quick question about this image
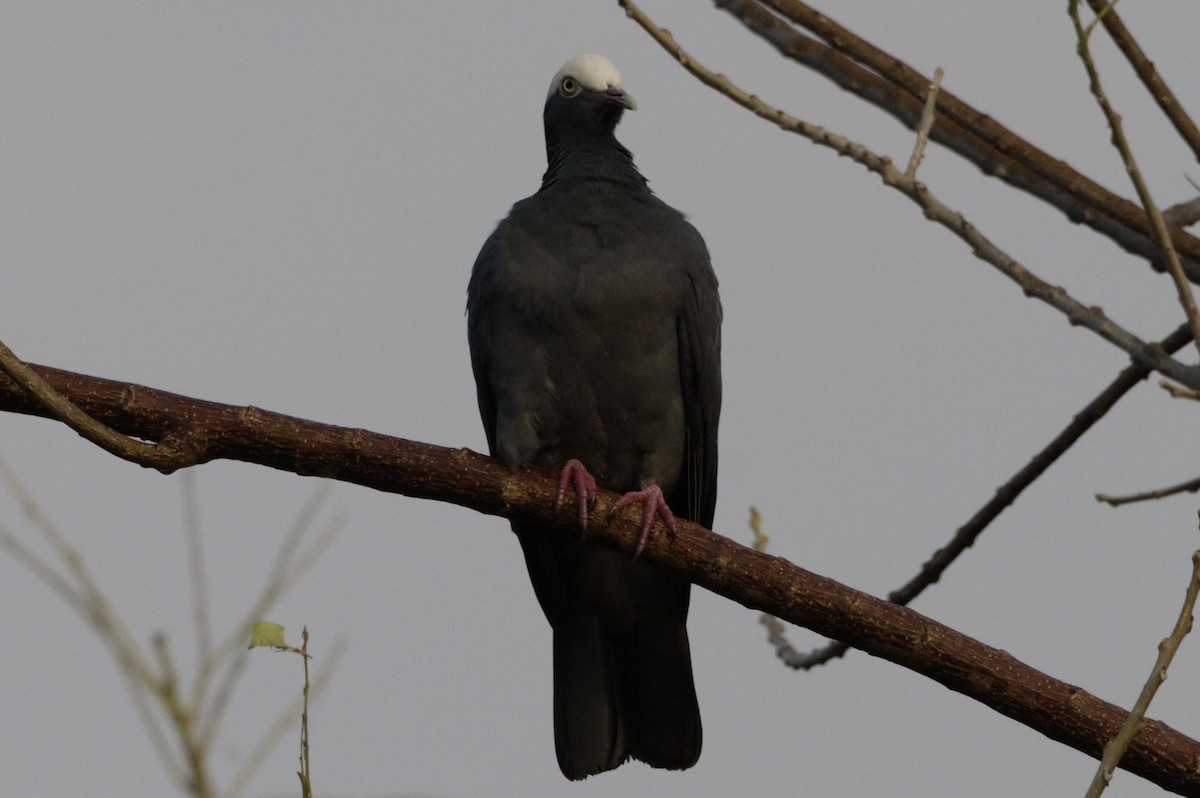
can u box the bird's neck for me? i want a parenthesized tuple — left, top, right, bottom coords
(540, 136, 649, 191)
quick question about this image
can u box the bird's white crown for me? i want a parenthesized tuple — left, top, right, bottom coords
(547, 54, 624, 99)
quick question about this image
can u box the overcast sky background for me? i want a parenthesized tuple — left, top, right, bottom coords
(3, 3, 1200, 796)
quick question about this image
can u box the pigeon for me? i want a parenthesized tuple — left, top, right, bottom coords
(467, 54, 721, 780)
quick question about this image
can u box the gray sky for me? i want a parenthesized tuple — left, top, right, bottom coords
(3, 3, 1200, 796)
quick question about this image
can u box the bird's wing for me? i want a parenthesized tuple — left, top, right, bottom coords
(466, 228, 502, 457)
(673, 223, 722, 531)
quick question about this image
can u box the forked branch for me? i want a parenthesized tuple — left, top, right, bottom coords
(3, 363, 1200, 794)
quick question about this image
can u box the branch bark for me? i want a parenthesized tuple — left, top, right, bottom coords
(1070, 1, 1200, 358)
(711, 0, 1200, 278)
(1082, 0, 1200, 164)
(791, 322, 1194, 668)
(3, 364, 1200, 795)
(621, 0, 1200, 387)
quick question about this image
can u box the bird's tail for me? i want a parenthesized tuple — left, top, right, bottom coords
(620, 587, 702, 770)
(552, 588, 701, 779)
(553, 609, 628, 779)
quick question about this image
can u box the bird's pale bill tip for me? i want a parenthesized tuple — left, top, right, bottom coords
(607, 88, 637, 112)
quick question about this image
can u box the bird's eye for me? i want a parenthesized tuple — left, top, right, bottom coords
(560, 76, 580, 97)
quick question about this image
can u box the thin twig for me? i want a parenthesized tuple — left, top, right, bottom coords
(619, 0, 1200, 388)
(153, 633, 214, 797)
(182, 472, 214, 672)
(1, 449, 343, 797)
(1071, 1, 1200, 360)
(1160, 380, 1200, 401)
(749, 508, 807, 665)
(904, 67, 943, 179)
(199, 490, 343, 750)
(0, 338, 199, 472)
(728, 0, 1200, 278)
(298, 627, 312, 798)
(1097, 475, 1200, 508)
(0, 453, 191, 784)
(797, 323, 1192, 667)
(1085, 546, 1200, 796)
(1164, 197, 1200, 229)
(225, 638, 346, 798)
(752, 506, 832, 667)
(1082, 0, 1200, 163)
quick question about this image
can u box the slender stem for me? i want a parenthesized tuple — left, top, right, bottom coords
(1070, 1, 1200, 359)
(1085, 548, 1200, 796)
(1082, 0, 1200, 162)
(778, 323, 1191, 668)
(182, 471, 214, 703)
(1097, 474, 1200, 507)
(619, 0, 1200, 386)
(904, 67, 943, 179)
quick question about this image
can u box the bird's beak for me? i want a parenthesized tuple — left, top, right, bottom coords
(602, 87, 637, 112)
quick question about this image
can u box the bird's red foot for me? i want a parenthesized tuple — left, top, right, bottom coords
(609, 479, 677, 558)
(555, 458, 598, 530)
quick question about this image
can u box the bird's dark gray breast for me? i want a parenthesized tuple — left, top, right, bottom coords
(478, 179, 696, 495)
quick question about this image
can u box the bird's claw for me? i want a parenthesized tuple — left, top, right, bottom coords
(609, 479, 676, 558)
(555, 458, 598, 531)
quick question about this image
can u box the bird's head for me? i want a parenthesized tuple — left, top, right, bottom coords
(543, 54, 636, 143)
(539, 54, 646, 189)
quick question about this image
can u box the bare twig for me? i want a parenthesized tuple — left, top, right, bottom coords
(1097, 475, 1200, 508)
(199, 486, 343, 750)
(1082, 0, 1200, 163)
(182, 471, 213, 670)
(0, 338, 199, 472)
(1071, 0, 1200, 360)
(1161, 380, 1200, 401)
(0, 454, 343, 797)
(227, 638, 345, 798)
(298, 627, 312, 798)
(717, 0, 1200, 277)
(618, 0, 1200, 386)
(0, 454, 200, 791)
(1086, 547, 1200, 796)
(904, 67, 942, 179)
(1164, 197, 1200, 229)
(750, 507, 809, 666)
(796, 323, 1193, 667)
(751, 507, 835, 668)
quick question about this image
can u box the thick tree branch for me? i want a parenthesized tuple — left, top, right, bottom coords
(709, 0, 1200, 278)
(3, 364, 1200, 794)
(0, 339, 199, 472)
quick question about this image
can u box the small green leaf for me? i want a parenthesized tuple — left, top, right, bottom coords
(249, 621, 287, 649)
